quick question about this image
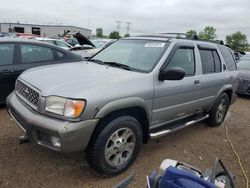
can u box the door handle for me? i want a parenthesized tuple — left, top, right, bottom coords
(194, 80, 200, 85)
(1, 69, 14, 74)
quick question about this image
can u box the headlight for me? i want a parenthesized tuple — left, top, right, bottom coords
(45, 96, 86, 118)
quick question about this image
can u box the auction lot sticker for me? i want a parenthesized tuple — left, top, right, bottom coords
(144, 43, 165, 47)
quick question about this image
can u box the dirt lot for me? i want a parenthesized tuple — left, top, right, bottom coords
(0, 96, 249, 188)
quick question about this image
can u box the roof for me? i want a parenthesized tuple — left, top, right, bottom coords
(126, 33, 225, 46)
(0, 37, 71, 50)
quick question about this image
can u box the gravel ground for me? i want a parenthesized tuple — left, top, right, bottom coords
(0, 96, 249, 188)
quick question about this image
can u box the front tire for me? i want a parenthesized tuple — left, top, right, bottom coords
(206, 93, 230, 127)
(86, 115, 142, 176)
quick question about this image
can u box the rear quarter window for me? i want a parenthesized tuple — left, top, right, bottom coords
(218, 45, 237, 71)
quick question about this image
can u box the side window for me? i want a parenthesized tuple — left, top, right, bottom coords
(55, 41, 70, 48)
(167, 48, 195, 76)
(199, 49, 221, 74)
(213, 51, 221, 72)
(21, 44, 54, 63)
(44, 40, 55, 45)
(0, 44, 14, 66)
(56, 51, 65, 59)
(218, 45, 237, 71)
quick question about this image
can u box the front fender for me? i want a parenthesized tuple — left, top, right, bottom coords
(94, 97, 151, 121)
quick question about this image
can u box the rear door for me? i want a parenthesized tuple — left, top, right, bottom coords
(0, 43, 16, 103)
(195, 44, 225, 110)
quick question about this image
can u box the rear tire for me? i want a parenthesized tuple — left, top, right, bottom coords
(86, 115, 142, 176)
(206, 93, 230, 127)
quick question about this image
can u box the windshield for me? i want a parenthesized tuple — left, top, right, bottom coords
(237, 60, 250, 69)
(92, 39, 168, 72)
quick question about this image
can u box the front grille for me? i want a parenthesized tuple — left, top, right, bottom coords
(16, 80, 39, 107)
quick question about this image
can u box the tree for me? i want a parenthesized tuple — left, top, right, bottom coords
(124, 33, 130, 37)
(186, 30, 197, 39)
(198, 26, 217, 40)
(226, 31, 249, 51)
(109, 31, 121, 39)
(96, 28, 103, 38)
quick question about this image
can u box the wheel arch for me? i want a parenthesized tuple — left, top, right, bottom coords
(92, 97, 151, 144)
(206, 85, 233, 112)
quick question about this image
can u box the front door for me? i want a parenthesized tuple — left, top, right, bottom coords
(0, 43, 17, 103)
(152, 43, 200, 127)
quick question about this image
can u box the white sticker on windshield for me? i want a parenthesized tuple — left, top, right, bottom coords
(144, 43, 165, 48)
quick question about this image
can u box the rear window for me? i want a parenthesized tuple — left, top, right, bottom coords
(21, 44, 54, 63)
(0, 44, 14, 66)
(218, 45, 237, 71)
(199, 49, 221, 74)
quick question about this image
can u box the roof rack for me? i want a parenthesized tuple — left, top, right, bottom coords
(136, 33, 224, 45)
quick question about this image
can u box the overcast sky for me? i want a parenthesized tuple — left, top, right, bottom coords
(0, 0, 249, 41)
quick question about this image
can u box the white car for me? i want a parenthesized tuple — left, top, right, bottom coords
(36, 38, 73, 50)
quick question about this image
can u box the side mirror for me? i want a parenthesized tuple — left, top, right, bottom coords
(158, 67, 185, 81)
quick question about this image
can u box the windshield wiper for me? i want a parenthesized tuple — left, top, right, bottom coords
(87, 59, 133, 71)
(87, 58, 105, 65)
(102, 61, 133, 71)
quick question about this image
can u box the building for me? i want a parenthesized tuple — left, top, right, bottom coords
(0, 23, 92, 37)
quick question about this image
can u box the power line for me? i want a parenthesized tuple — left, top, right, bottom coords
(116, 20, 121, 33)
(126, 22, 131, 35)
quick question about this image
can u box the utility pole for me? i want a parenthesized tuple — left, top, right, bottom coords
(116, 20, 121, 33)
(126, 22, 131, 35)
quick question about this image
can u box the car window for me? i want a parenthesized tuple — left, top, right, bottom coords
(44, 40, 55, 45)
(218, 45, 237, 71)
(0, 44, 14, 66)
(213, 51, 221, 72)
(199, 49, 221, 74)
(56, 51, 65, 59)
(167, 48, 195, 76)
(55, 41, 70, 48)
(21, 44, 54, 63)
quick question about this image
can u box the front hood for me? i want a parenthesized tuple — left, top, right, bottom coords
(19, 62, 143, 98)
(74, 33, 95, 47)
(239, 69, 250, 80)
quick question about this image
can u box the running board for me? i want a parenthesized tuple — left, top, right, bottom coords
(150, 114, 209, 139)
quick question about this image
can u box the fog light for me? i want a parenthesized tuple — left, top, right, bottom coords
(51, 136, 61, 147)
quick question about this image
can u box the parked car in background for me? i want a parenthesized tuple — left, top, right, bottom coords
(240, 54, 250, 60)
(237, 57, 250, 95)
(0, 32, 17, 38)
(75, 39, 116, 58)
(88, 38, 116, 54)
(0, 38, 82, 103)
(233, 50, 246, 59)
(36, 38, 73, 50)
(7, 34, 238, 176)
(64, 32, 95, 50)
(16, 33, 40, 39)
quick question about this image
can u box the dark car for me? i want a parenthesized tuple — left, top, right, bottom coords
(237, 56, 250, 95)
(0, 38, 82, 104)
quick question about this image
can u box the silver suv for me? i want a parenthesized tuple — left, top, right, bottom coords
(7, 34, 239, 176)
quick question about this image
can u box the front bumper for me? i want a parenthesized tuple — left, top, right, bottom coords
(7, 92, 98, 153)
